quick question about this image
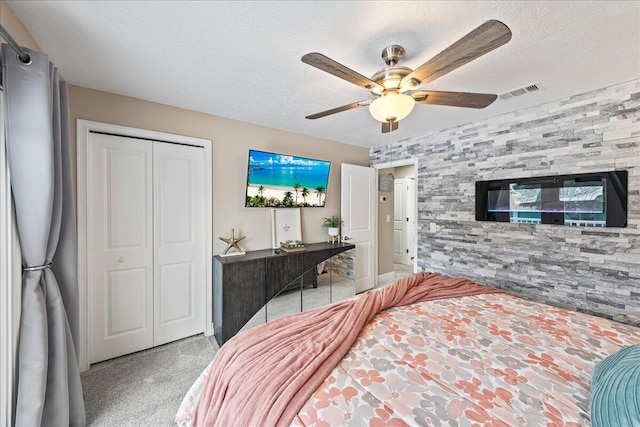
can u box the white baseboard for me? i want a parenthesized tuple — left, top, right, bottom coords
(378, 271, 395, 284)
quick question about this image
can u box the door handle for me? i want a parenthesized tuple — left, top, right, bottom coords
(118, 256, 125, 263)
(343, 236, 352, 241)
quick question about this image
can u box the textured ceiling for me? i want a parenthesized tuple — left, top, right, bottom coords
(7, 1, 640, 148)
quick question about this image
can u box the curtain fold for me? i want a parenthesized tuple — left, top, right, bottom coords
(2, 44, 85, 427)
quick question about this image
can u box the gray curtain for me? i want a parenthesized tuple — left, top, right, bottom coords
(2, 45, 85, 426)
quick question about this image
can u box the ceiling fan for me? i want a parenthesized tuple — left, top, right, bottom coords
(302, 20, 512, 133)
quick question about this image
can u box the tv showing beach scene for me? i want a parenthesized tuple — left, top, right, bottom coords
(245, 149, 331, 208)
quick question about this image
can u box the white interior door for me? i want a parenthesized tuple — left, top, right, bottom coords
(406, 177, 416, 263)
(153, 142, 205, 345)
(393, 179, 408, 264)
(341, 164, 376, 293)
(88, 133, 153, 363)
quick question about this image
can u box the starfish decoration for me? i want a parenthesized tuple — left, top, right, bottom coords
(219, 228, 246, 255)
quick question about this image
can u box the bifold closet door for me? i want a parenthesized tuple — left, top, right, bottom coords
(88, 134, 154, 363)
(88, 134, 206, 364)
(153, 142, 205, 346)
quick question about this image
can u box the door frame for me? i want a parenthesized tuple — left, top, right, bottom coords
(77, 120, 213, 372)
(373, 158, 419, 275)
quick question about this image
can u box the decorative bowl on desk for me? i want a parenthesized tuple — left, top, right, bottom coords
(280, 240, 307, 252)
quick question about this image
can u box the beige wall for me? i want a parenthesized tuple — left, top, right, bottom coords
(0, 0, 39, 51)
(394, 165, 414, 179)
(68, 85, 370, 253)
(377, 168, 394, 275)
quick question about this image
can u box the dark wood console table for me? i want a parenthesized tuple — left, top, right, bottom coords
(213, 242, 355, 346)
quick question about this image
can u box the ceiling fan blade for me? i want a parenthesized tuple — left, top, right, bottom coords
(411, 92, 428, 102)
(302, 53, 384, 93)
(381, 120, 399, 133)
(414, 90, 497, 109)
(305, 99, 372, 119)
(401, 20, 512, 88)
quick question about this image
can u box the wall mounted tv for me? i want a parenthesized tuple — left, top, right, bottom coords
(476, 171, 628, 227)
(245, 149, 331, 208)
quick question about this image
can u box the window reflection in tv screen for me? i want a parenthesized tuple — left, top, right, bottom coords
(561, 180, 606, 226)
(509, 184, 542, 224)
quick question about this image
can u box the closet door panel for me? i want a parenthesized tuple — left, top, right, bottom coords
(153, 142, 205, 345)
(88, 133, 154, 364)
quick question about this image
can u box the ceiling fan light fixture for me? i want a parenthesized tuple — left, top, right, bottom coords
(369, 93, 415, 123)
(383, 77, 401, 90)
(400, 78, 420, 93)
(367, 85, 384, 96)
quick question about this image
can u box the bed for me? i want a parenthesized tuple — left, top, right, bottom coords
(176, 272, 640, 426)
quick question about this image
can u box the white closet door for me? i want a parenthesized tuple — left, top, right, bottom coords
(88, 134, 154, 363)
(153, 142, 205, 345)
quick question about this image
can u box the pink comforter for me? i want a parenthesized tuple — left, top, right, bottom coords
(192, 272, 502, 426)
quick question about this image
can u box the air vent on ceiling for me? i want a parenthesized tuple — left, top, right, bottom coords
(498, 82, 541, 101)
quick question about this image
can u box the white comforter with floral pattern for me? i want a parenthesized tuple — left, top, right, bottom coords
(178, 292, 640, 426)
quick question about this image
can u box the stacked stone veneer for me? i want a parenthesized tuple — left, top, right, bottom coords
(329, 249, 355, 279)
(370, 79, 640, 325)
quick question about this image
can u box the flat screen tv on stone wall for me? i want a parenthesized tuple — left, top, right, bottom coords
(476, 171, 628, 227)
(245, 149, 331, 208)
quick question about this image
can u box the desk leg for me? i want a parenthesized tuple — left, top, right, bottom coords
(264, 259, 268, 323)
(300, 276, 304, 312)
(329, 256, 333, 303)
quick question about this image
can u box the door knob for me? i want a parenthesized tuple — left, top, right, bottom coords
(119, 256, 125, 263)
(343, 236, 352, 241)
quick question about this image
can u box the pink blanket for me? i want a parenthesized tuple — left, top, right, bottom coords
(192, 272, 502, 426)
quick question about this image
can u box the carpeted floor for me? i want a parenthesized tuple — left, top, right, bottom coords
(81, 334, 217, 426)
(81, 265, 415, 425)
(380, 262, 415, 287)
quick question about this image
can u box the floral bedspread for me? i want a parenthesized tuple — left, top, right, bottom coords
(291, 293, 640, 427)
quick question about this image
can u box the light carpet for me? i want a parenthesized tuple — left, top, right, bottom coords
(82, 334, 217, 426)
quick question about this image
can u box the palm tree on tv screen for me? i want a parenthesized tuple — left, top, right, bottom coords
(283, 191, 294, 207)
(293, 183, 301, 204)
(315, 185, 326, 206)
(302, 187, 309, 205)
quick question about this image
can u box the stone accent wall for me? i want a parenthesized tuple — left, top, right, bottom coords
(330, 250, 355, 279)
(370, 79, 640, 325)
